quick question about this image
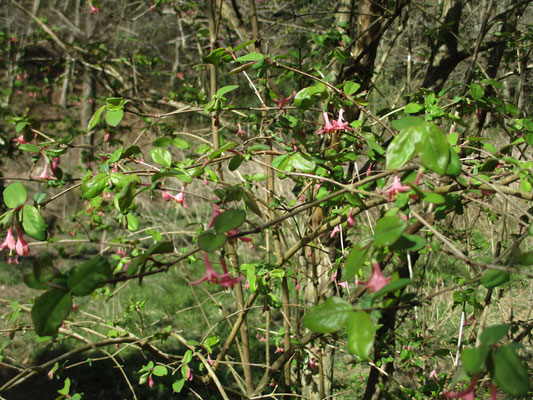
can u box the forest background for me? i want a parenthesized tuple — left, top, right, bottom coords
(0, 0, 532, 399)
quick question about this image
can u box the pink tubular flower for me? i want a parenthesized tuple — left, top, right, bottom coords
(161, 189, 189, 209)
(235, 123, 245, 136)
(274, 346, 284, 354)
(186, 368, 193, 381)
(273, 92, 295, 114)
(13, 135, 28, 145)
(382, 174, 411, 202)
(332, 109, 352, 132)
(191, 252, 242, 288)
(330, 225, 341, 238)
(442, 376, 478, 400)
(208, 203, 221, 228)
(316, 112, 336, 134)
(365, 262, 390, 292)
(147, 374, 154, 388)
(429, 367, 437, 380)
(50, 157, 60, 173)
(89, 3, 99, 14)
(346, 209, 354, 227)
(15, 226, 29, 256)
(1, 226, 17, 252)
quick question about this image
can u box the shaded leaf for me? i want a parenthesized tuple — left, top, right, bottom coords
(67, 255, 111, 296)
(213, 209, 246, 233)
(343, 244, 369, 282)
(480, 269, 509, 289)
(31, 289, 72, 337)
(198, 231, 226, 252)
(493, 345, 530, 396)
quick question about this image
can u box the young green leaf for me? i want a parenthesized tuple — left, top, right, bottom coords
(22, 205, 48, 241)
(373, 216, 407, 247)
(346, 311, 374, 359)
(3, 181, 27, 209)
(386, 128, 416, 170)
(343, 244, 369, 282)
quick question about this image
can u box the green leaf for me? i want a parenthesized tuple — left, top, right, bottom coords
(198, 231, 226, 252)
(470, 83, 484, 100)
(58, 377, 71, 395)
(516, 250, 533, 265)
(216, 85, 239, 97)
(423, 193, 446, 204)
(391, 116, 424, 131)
(22, 205, 48, 241)
(113, 180, 136, 213)
(88, 105, 105, 130)
(461, 345, 488, 375)
(214, 209, 246, 233)
(390, 234, 426, 251)
(31, 289, 72, 337)
(343, 81, 361, 95)
(152, 365, 168, 377)
(373, 216, 407, 247)
(346, 311, 374, 359)
(33, 253, 61, 285)
(302, 297, 353, 333)
(493, 345, 530, 396)
(3, 181, 27, 209)
(172, 137, 190, 149)
(414, 122, 450, 175)
(67, 255, 111, 296)
(18, 143, 40, 152)
(150, 147, 172, 167)
(146, 241, 174, 255)
(386, 128, 416, 170)
(152, 137, 171, 147)
(480, 324, 508, 346)
(126, 213, 139, 231)
(480, 269, 509, 289)
(235, 52, 264, 62)
(172, 379, 185, 393)
(105, 109, 124, 127)
(109, 173, 141, 188)
(343, 244, 369, 281)
(81, 173, 108, 199)
(404, 103, 424, 114)
(241, 191, 262, 217)
(445, 147, 461, 176)
(291, 153, 316, 173)
(293, 87, 313, 110)
(105, 97, 124, 109)
(108, 147, 123, 163)
(229, 155, 244, 171)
